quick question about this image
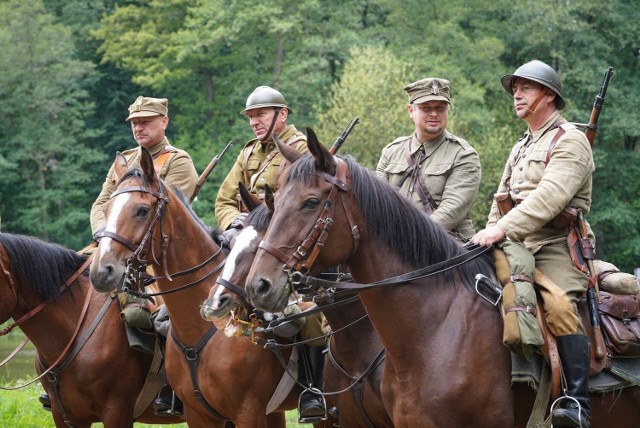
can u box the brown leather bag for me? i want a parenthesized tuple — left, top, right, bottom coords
(598, 291, 640, 356)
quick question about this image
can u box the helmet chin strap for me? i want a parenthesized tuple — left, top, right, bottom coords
(521, 91, 547, 119)
(259, 107, 282, 142)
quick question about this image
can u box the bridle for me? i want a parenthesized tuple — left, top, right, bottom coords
(98, 179, 225, 298)
(258, 157, 360, 284)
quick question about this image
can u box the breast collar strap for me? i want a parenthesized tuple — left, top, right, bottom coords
(258, 158, 360, 274)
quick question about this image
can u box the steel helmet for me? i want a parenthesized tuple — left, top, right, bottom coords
(500, 60, 565, 110)
(241, 86, 292, 115)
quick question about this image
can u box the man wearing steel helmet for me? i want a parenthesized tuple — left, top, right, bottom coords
(473, 60, 594, 427)
(215, 86, 308, 231)
(215, 86, 328, 422)
(376, 77, 481, 244)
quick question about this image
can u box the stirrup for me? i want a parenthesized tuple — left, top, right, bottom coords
(298, 387, 327, 423)
(550, 395, 588, 428)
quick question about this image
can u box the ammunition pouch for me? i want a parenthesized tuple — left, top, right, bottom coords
(494, 192, 514, 217)
(118, 292, 153, 330)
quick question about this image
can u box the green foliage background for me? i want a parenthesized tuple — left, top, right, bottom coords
(0, 0, 638, 272)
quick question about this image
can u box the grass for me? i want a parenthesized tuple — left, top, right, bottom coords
(0, 380, 310, 427)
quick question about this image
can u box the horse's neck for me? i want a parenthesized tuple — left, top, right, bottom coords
(156, 229, 222, 344)
(18, 281, 92, 364)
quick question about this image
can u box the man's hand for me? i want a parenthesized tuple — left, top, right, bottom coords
(229, 212, 248, 229)
(472, 225, 506, 247)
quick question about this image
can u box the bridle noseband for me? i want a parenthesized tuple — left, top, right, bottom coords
(258, 158, 360, 279)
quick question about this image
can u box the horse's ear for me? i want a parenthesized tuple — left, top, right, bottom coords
(273, 135, 302, 164)
(238, 182, 262, 212)
(306, 127, 336, 176)
(114, 152, 128, 178)
(139, 147, 156, 183)
(264, 184, 275, 214)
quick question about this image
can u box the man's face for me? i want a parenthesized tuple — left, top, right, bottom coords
(511, 78, 549, 119)
(130, 115, 168, 149)
(409, 100, 449, 142)
(246, 107, 286, 141)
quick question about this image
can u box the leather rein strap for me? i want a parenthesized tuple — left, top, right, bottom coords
(258, 158, 360, 274)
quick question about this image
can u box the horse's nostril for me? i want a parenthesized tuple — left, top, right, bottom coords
(256, 278, 272, 296)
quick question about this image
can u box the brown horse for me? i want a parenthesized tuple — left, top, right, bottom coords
(201, 201, 391, 427)
(245, 129, 640, 427)
(88, 147, 319, 427)
(0, 233, 181, 427)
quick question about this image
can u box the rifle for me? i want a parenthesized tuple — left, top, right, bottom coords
(329, 117, 360, 155)
(574, 210, 607, 360)
(190, 140, 235, 202)
(583, 66, 614, 147)
(578, 67, 614, 360)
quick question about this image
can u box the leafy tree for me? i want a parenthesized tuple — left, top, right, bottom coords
(0, 0, 103, 248)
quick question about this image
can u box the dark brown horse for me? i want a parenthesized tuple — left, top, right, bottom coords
(245, 129, 640, 427)
(201, 201, 391, 427)
(88, 147, 318, 427)
(0, 233, 181, 427)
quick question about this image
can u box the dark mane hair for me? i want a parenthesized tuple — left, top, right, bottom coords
(169, 184, 223, 246)
(0, 234, 88, 300)
(284, 153, 493, 283)
(244, 203, 272, 232)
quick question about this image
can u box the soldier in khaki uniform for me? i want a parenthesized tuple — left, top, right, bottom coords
(376, 77, 481, 243)
(215, 86, 308, 231)
(215, 86, 327, 423)
(89, 96, 197, 417)
(90, 96, 198, 237)
(473, 60, 594, 428)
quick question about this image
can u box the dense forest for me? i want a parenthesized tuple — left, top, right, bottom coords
(0, 0, 638, 272)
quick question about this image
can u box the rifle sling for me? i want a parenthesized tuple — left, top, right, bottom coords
(402, 138, 437, 214)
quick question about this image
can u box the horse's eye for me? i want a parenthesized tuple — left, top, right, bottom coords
(303, 198, 320, 209)
(136, 207, 150, 218)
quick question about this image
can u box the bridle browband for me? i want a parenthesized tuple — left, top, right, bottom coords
(258, 157, 360, 277)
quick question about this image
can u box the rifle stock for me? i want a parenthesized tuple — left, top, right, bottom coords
(576, 210, 607, 360)
(190, 140, 234, 202)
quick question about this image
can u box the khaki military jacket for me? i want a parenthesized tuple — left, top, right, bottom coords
(376, 131, 480, 240)
(215, 125, 308, 230)
(90, 137, 198, 234)
(486, 111, 594, 253)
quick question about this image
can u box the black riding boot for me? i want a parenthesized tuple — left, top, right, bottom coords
(153, 389, 184, 417)
(551, 334, 591, 428)
(298, 344, 327, 423)
(39, 393, 52, 411)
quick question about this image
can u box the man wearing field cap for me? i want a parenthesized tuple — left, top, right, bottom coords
(376, 77, 481, 243)
(90, 96, 198, 237)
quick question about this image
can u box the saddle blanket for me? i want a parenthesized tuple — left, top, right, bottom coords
(512, 353, 640, 393)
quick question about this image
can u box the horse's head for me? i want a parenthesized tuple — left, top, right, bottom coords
(246, 128, 361, 312)
(89, 147, 168, 293)
(201, 187, 272, 335)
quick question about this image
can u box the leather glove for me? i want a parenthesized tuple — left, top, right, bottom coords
(229, 212, 248, 230)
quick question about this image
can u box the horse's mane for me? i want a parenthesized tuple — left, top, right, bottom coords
(284, 154, 493, 283)
(0, 234, 88, 300)
(169, 184, 223, 246)
(244, 203, 272, 232)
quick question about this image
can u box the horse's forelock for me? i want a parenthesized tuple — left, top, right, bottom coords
(245, 204, 272, 232)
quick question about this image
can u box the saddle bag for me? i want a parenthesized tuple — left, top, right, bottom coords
(598, 291, 640, 356)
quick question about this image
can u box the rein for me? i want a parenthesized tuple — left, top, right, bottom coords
(0, 254, 98, 391)
(294, 243, 494, 297)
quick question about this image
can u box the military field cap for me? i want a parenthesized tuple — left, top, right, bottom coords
(126, 96, 169, 121)
(404, 78, 451, 104)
